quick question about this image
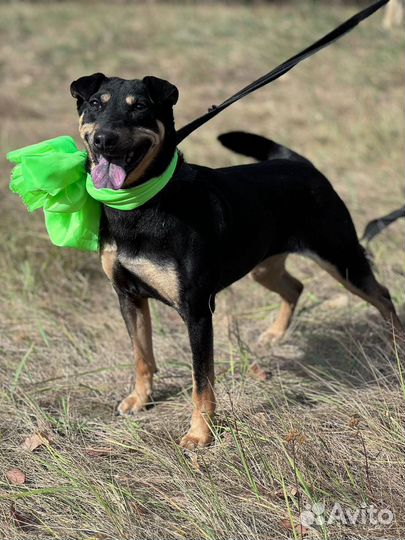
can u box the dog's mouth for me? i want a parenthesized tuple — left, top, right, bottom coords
(91, 139, 152, 190)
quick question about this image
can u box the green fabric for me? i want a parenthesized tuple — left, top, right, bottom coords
(7, 136, 178, 252)
(86, 149, 178, 210)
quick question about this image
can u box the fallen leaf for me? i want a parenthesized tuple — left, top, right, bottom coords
(297, 524, 309, 536)
(11, 503, 38, 532)
(285, 430, 306, 445)
(349, 415, 361, 429)
(280, 519, 309, 536)
(21, 431, 52, 452)
(275, 486, 300, 499)
(249, 361, 269, 381)
(281, 518, 294, 531)
(5, 468, 26, 485)
(289, 487, 299, 498)
(85, 447, 113, 457)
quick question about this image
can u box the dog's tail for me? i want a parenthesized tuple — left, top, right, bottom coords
(218, 131, 311, 164)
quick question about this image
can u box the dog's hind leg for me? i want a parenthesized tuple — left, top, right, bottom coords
(116, 296, 157, 415)
(307, 246, 403, 345)
(250, 254, 304, 346)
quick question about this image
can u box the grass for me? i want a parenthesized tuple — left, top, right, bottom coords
(0, 1, 404, 538)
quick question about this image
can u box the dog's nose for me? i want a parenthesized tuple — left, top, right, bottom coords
(93, 130, 119, 152)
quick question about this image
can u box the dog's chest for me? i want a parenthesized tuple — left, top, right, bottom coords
(101, 243, 180, 306)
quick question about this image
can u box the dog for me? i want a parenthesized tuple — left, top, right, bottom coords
(362, 205, 405, 243)
(383, 0, 404, 28)
(70, 74, 403, 449)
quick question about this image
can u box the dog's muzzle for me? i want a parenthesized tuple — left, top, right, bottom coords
(90, 129, 153, 190)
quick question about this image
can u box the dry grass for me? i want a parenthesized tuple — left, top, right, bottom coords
(0, 2, 404, 539)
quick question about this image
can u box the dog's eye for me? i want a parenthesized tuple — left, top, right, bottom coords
(89, 99, 101, 111)
(134, 102, 147, 111)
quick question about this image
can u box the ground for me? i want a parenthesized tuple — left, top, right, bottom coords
(0, 2, 404, 539)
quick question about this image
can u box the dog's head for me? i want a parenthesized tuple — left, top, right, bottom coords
(70, 73, 178, 189)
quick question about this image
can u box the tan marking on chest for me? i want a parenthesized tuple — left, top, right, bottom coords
(101, 242, 117, 281)
(119, 255, 180, 306)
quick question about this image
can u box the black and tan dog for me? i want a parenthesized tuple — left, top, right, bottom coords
(70, 73, 403, 449)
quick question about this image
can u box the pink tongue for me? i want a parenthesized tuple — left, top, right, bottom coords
(109, 163, 126, 189)
(91, 156, 126, 190)
(91, 157, 109, 188)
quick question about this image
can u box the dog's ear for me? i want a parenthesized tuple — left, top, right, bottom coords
(70, 73, 106, 106)
(143, 76, 179, 107)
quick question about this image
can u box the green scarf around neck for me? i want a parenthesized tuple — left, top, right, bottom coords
(7, 136, 179, 252)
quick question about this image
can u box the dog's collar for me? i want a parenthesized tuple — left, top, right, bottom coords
(7, 136, 178, 252)
(86, 149, 178, 210)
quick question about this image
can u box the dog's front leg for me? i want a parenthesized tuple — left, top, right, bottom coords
(180, 308, 215, 450)
(117, 295, 157, 415)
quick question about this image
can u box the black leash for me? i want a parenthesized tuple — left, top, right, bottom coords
(176, 0, 389, 144)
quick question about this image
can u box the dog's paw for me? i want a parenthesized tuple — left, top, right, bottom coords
(179, 430, 213, 450)
(117, 393, 150, 415)
(257, 326, 286, 347)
